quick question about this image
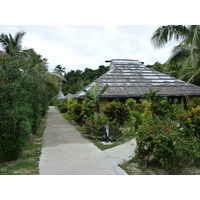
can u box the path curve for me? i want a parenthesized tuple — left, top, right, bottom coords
(39, 106, 136, 175)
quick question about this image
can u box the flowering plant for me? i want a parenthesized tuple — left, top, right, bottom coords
(136, 118, 200, 174)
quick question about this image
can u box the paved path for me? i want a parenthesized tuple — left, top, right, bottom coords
(39, 106, 136, 175)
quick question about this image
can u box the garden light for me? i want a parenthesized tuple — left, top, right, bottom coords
(105, 124, 110, 143)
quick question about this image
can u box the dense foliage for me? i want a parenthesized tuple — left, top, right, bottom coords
(62, 65, 109, 94)
(103, 100, 130, 125)
(134, 96, 200, 174)
(0, 31, 55, 161)
(136, 118, 200, 174)
(84, 113, 121, 141)
(67, 99, 83, 125)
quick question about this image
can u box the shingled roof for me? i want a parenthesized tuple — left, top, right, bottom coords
(75, 59, 200, 99)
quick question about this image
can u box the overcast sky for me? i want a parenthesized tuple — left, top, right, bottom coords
(0, 25, 179, 73)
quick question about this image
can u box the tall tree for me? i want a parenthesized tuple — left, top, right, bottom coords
(53, 64, 66, 76)
(0, 31, 26, 59)
(151, 25, 200, 84)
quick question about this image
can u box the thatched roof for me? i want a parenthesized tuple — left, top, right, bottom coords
(75, 59, 200, 99)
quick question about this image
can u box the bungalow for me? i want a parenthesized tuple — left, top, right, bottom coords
(74, 59, 200, 108)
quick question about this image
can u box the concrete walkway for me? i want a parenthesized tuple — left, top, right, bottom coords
(39, 106, 136, 175)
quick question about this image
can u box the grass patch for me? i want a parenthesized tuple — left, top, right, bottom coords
(89, 139, 121, 150)
(0, 114, 47, 175)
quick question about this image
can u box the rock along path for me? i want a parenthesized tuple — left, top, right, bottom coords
(39, 106, 136, 175)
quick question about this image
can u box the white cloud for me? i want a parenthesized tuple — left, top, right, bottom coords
(0, 25, 179, 72)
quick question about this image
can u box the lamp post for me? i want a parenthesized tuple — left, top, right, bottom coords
(105, 124, 109, 143)
(101, 124, 112, 145)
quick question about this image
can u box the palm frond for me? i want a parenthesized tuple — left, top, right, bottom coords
(0, 31, 26, 55)
(151, 25, 189, 48)
(188, 68, 200, 84)
(0, 33, 9, 51)
(167, 44, 190, 64)
(190, 26, 200, 66)
(178, 61, 197, 81)
(49, 72, 67, 82)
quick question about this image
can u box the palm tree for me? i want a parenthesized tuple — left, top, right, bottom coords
(22, 49, 67, 93)
(53, 64, 66, 76)
(151, 25, 200, 84)
(0, 31, 26, 58)
(46, 72, 67, 93)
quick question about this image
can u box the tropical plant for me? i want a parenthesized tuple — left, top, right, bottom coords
(0, 31, 54, 161)
(142, 88, 160, 101)
(0, 65, 31, 161)
(46, 72, 67, 93)
(53, 64, 66, 76)
(0, 31, 26, 61)
(151, 25, 200, 85)
(136, 118, 200, 174)
(82, 83, 109, 113)
(81, 98, 97, 122)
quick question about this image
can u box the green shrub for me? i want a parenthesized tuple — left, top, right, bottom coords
(84, 113, 122, 141)
(21, 74, 49, 134)
(125, 98, 136, 110)
(179, 105, 200, 141)
(125, 99, 142, 130)
(186, 97, 200, 109)
(55, 99, 68, 113)
(103, 100, 130, 126)
(81, 98, 96, 122)
(59, 105, 68, 113)
(0, 61, 52, 161)
(84, 113, 107, 139)
(140, 100, 153, 123)
(0, 66, 31, 161)
(67, 98, 83, 125)
(108, 120, 122, 141)
(136, 118, 200, 174)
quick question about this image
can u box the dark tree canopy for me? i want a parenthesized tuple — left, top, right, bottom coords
(62, 65, 109, 94)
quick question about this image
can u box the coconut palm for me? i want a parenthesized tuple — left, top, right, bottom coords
(46, 72, 67, 93)
(53, 64, 66, 76)
(151, 25, 200, 84)
(0, 31, 26, 58)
